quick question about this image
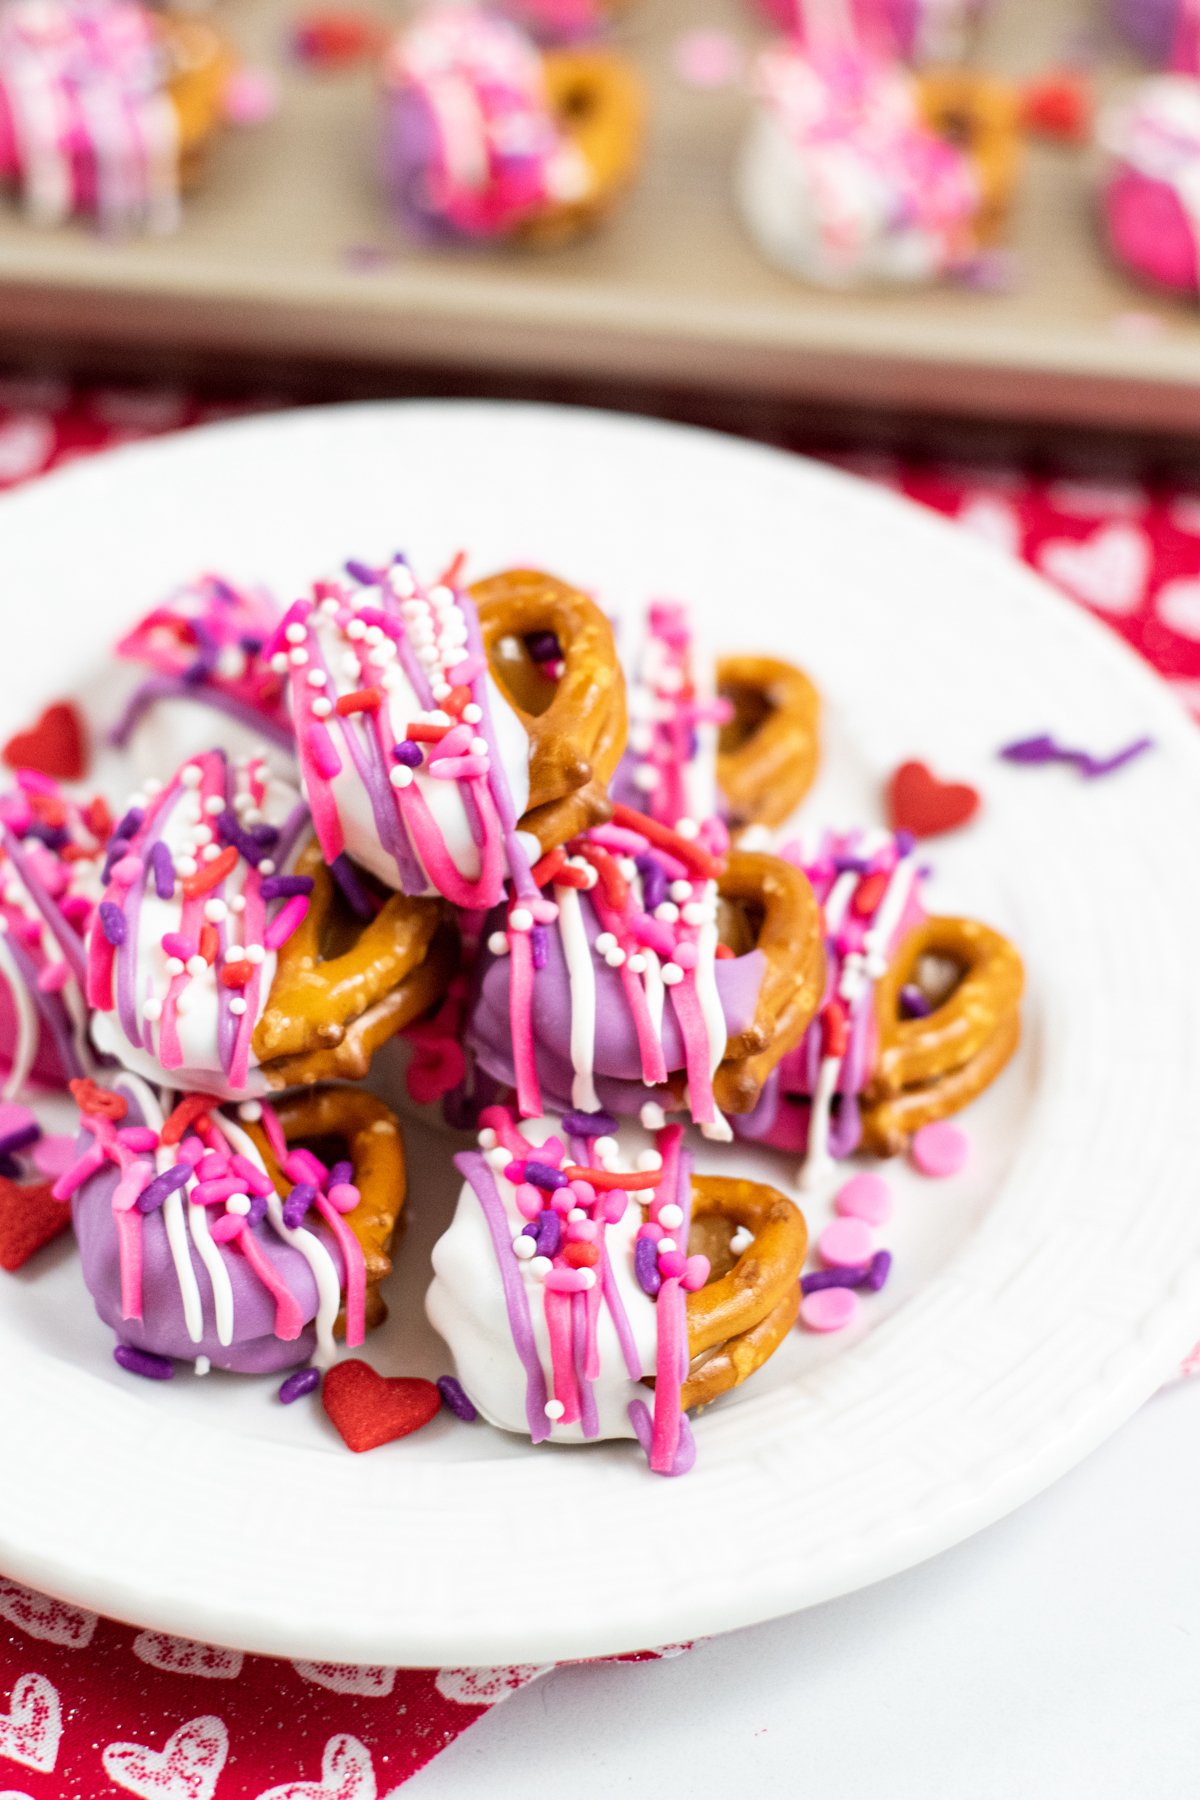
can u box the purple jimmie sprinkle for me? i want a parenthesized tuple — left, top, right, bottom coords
(99, 901, 127, 946)
(392, 739, 424, 767)
(246, 1193, 268, 1228)
(525, 629, 562, 664)
(345, 558, 382, 586)
(525, 1160, 568, 1191)
(216, 809, 264, 866)
(634, 1235, 662, 1297)
(250, 822, 280, 850)
(0, 1156, 20, 1180)
(999, 733, 1059, 766)
(259, 874, 315, 901)
(801, 1264, 871, 1295)
(328, 1161, 353, 1189)
(832, 855, 871, 875)
(1080, 736, 1154, 779)
(102, 838, 131, 879)
(437, 1375, 478, 1421)
(282, 1183, 317, 1230)
(113, 805, 145, 843)
(330, 854, 377, 920)
(562, 1108, 618, 1138)
(114, 1344, 174, 1381)
(535, 1209, 562, 1258)
(0, 1122, 40, 1160)
(635, 852, 668, 913)
(864, 1250, 892, 1292)
(899, 985, 933, 1019)
(894, 830, 916, 857)
(530, 924, 548, 971)
(149, 840, 175, 899)
(279, 1367, 321, 1404)
(136, 1162, 191, 1213)
(25, 821, 68, 850)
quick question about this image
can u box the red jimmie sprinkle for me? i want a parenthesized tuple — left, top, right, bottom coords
(822, 1000, 849, 1061)
(714, 942, 735, 960)
(160, 1094, 212, 1146)
(851, 870, 888, 918)
(181, 845, 237, 899)
(335, 687, 384, 716)
(572, 842, 627, 910)
(531, 847, 566, 888)
(198, 923, 219, 964)
(563, 1241, 600, 1269)
(69, 1079, 128, 1121)
(438, 550, 467, 589)
(609, 803, 724, 881)
(563, 1164, 664, 1191)
(405, 721, 450, 743)
(219, 960, 252, 989)
(443, 686, 472, 717)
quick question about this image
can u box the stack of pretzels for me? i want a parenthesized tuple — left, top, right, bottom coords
(3, 551, 1022, 1474)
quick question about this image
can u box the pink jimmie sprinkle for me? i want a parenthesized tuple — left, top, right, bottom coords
(910, 1120, 970, 1178)
(799, 1287, 859, 1332)
(264, 894, 309, 950)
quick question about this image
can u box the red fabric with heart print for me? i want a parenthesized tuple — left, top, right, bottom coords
(1, 373, 1199, 1798)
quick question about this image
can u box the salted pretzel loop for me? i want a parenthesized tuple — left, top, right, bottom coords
(471, 568, 628, 848)
(517, 49, 646, 245)
(679, 1172, 807, 1409)
(861, 914, 1024, 1156)
(252, 838, 455, 1089)
(916, 70, 1022, 245)
(717, 654, 821, 829)
(712, 849, 826, 1116)
(241, 1087, 406, 1331)
(162, 17, 235, 190)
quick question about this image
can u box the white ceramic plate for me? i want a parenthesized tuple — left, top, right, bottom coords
(1, 401, 1199, 1668)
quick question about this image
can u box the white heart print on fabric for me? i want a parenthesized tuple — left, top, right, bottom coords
(433, 1664, 549, 1705)
(1037, 523, 1150, 616)
(292, 1663, 395, 1698)
(133, 1633, 244, 1681)
(0, 415, 53, 485)
(255, 1733, 376, 1800)
(956, 495, 1023, 557)
(0, 1579, 97, 1649)
(102, 1715, 229, 1800)
(1154, 577, 1200, 641)
(0, 1673, 62, 1775)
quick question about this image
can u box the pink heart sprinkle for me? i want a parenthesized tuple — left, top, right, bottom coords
(910, 1120, 970, 1178)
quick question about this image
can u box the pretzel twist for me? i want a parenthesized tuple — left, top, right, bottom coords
(861, 914, 1024, 1155)
(242, 1086, 406, 1331)
(680, 1172, 807, 1409)
(516, 50, 646, 245)
(162, 18, 234, 190)
(713, 849, 826, 1116)
(915, 71, 1022, 246)
(252, 838, 453, 1087)
(472, 568, 627, 848)
(717, 654, 821, 829)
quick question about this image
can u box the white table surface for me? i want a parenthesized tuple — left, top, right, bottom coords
(411, 1375, 1200, 1800)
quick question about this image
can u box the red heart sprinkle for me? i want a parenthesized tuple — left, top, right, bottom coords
(0, 1178, 71, 1272)
(3, 701, 87, 781)
(322, 1359, 441, 1453)
(886, 761, 980, 840)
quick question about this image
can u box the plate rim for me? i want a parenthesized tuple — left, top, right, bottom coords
(0, 397, 1198, 1666)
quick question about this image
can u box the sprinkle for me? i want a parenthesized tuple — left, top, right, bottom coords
(562, 1108, 618, 1138)
(911, 1120, 970, 1177)
(998, 732, 1154, 780)
(180, 845, 238, 898)
(336, 686, 385, 715)
(98, 900, 127, 946)
(635, 1235, 662, 1296)
(428, 755, 489, 780)
(899, 985, 933, 1019)
(279, 1367, 321, 1404)
(392, 740, 424, 767)
(509, 907, 533, 933)
(801, 1264, 870, 1294)
(798, 1288, 859, 1332)
(437, 1374, 477, 1421)
(0, 1121, 39, 1159)
(524, 1159, 568, 1191)
(136, 1164, 191, 1213)
(259, 874, 315, 901)
(282, 1183, 317, 1229)
(544, 1399, 565, 1421)
(864, 1249, 892, 1292)
(330, 854, 377, 919)
(114, 1344, 174, 1380)
(160, 1094, 211, 1145)
(264, 895, 309, 949)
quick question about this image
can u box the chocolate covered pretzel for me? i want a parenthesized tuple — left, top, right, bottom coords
(87, 749, 450, 1102)
(63, 1075, 406, 1374)
(428, 1110, 807, 1473)
(278, 555, 626, 913)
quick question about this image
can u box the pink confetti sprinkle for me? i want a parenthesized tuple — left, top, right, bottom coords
(799, 1287, 859, 1332)
(222, 68, 281, 127)
(834, 1172, 893, 1227)
(672, 28, 744, 90)
(818, 1216, 876, 1268)
(911, 1120, 971, 1178)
